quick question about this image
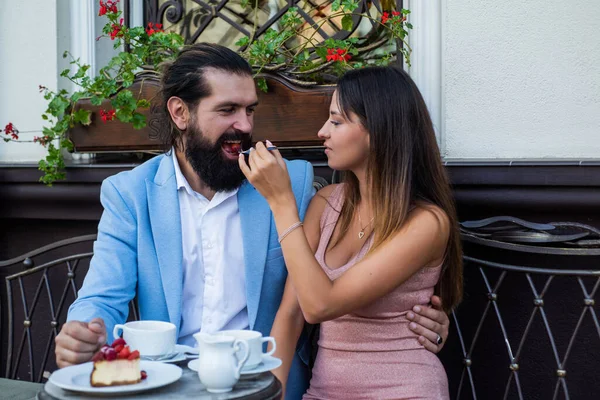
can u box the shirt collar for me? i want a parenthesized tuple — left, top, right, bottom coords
(172, 149, 195, 197)
(171, 148, 239, 202)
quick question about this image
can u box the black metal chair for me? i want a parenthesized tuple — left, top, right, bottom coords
(441, 217, 600, 400)
(0, 235, 139, 382)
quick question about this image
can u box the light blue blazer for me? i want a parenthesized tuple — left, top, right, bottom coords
(67, 153, 314, 399)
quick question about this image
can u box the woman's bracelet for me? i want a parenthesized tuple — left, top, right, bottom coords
(278, 221, 303, 244)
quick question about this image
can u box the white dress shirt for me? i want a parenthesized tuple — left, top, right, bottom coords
(173, 154, 248, 346)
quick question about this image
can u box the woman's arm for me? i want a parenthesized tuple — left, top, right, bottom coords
(269, 186, 332, 393)
(270, 280, 305, 394)
(240, 144, 450, 324)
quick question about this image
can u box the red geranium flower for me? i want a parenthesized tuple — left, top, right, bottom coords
(99, 0, 119, 16)
(3, 122, 19, 140)
(110, 18, 124, 40)
(381, 12, 390, 24)
(326, 48, 350, 62)
(33, 135, 51, 147)
(146, 22, 163, 36)
(100, 109, 116, 123)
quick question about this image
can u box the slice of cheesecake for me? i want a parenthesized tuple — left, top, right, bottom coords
(90, 338, 146, 387)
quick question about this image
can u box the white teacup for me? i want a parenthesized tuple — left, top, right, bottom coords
(113, 321, 176, 357)
(218, 330, 276, 370)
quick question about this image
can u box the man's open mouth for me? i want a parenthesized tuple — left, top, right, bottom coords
(221, 140, 243, 157)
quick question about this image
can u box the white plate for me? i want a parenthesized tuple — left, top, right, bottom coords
(48, 360, 182, 394)
(187, 355, 282, 375)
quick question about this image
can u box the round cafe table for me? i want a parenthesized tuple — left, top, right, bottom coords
(37, 360, 282, 400)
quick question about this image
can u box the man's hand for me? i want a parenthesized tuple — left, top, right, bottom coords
(55, 318, 107, 368)
(407, 295, 449, 353)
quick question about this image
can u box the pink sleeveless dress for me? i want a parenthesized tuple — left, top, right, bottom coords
(303, 185, 449, 400)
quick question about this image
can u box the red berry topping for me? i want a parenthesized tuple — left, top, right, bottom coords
(105, 347, 117, 361)
(111, 338, 126, 348)
(99, 345, 111, 355)
(128, 350, 140, 360)
(141, 370, 147, 380)
(113, 344, 124, 353)
(118, 346, 131, 359)
(92, 351, 105, 362)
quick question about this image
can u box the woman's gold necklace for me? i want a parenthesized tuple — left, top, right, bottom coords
(357, 211, 375, 240)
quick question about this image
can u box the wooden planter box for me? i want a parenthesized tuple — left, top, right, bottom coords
(68, 74, 334, 152)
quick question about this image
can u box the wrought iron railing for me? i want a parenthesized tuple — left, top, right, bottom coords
(0, 235, 139, 382)
(143, 0, 402, 46)
(446, 217, 600, 400)
(136, 0, 405, 85)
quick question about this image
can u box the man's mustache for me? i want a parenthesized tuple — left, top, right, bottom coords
(218, 131, 252, 143)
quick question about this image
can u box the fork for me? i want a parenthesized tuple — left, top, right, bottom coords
(240, 146, 278, 155)
(140, 351, 179, 362)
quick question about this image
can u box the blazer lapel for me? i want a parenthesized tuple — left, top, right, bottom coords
(145, 155, 183, 329)
(238, 181, 271, 329)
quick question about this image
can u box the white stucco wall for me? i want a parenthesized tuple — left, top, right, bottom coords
(443, 0, 600, 159)
(0, 0, 57, 162)
(0, 0, 120, 163)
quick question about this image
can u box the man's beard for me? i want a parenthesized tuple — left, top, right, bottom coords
(184, 123, 252, 192)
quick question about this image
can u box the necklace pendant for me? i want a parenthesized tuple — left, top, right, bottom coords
(358, 231, 365, 239)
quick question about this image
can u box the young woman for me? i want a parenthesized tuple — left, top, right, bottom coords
(239, 66, 463, 399)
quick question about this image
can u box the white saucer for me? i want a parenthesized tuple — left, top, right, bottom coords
(187, 355, 282, 375)
(48, 360, 182, 395)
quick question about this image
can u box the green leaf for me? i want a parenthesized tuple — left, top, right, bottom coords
(47, 95, 70, 117)
(41, 114, 48, 120)
(341, 0, 359, 12)
(61, 138, 74, 151)
(122, 71, 135, 87)
(314, 47, 328, 60)
(60, 69, 71, 77)
(332, 0, 341, 11)
(90, 96, 103, 106)
(256, 77, 268, 93)
(235, 36, 250, 47)
(342, 15, 353, 32)
(116, 109, 132, 122)
(241, 0, 249, 8)
(73, 65, 90, 79)
(406, 23, 413, 29)
(137, 99, 151, 108)
(131, 113, 146, 129)
(73, 109, 92, 126)
(71, 92, 83, 104)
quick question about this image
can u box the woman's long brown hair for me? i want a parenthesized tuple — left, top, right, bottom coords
(332, 66, 463, 312)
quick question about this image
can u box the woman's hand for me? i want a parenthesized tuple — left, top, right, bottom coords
(238, 140, 295, 208)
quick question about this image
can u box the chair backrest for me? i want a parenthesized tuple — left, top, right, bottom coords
(0, 235, 139, 382)
(440, 217, 600, 400)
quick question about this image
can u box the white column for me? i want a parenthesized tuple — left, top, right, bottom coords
(130, 0, 145, 27)
(69, 0, 96, 83)
(404, 0, 443, 153)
